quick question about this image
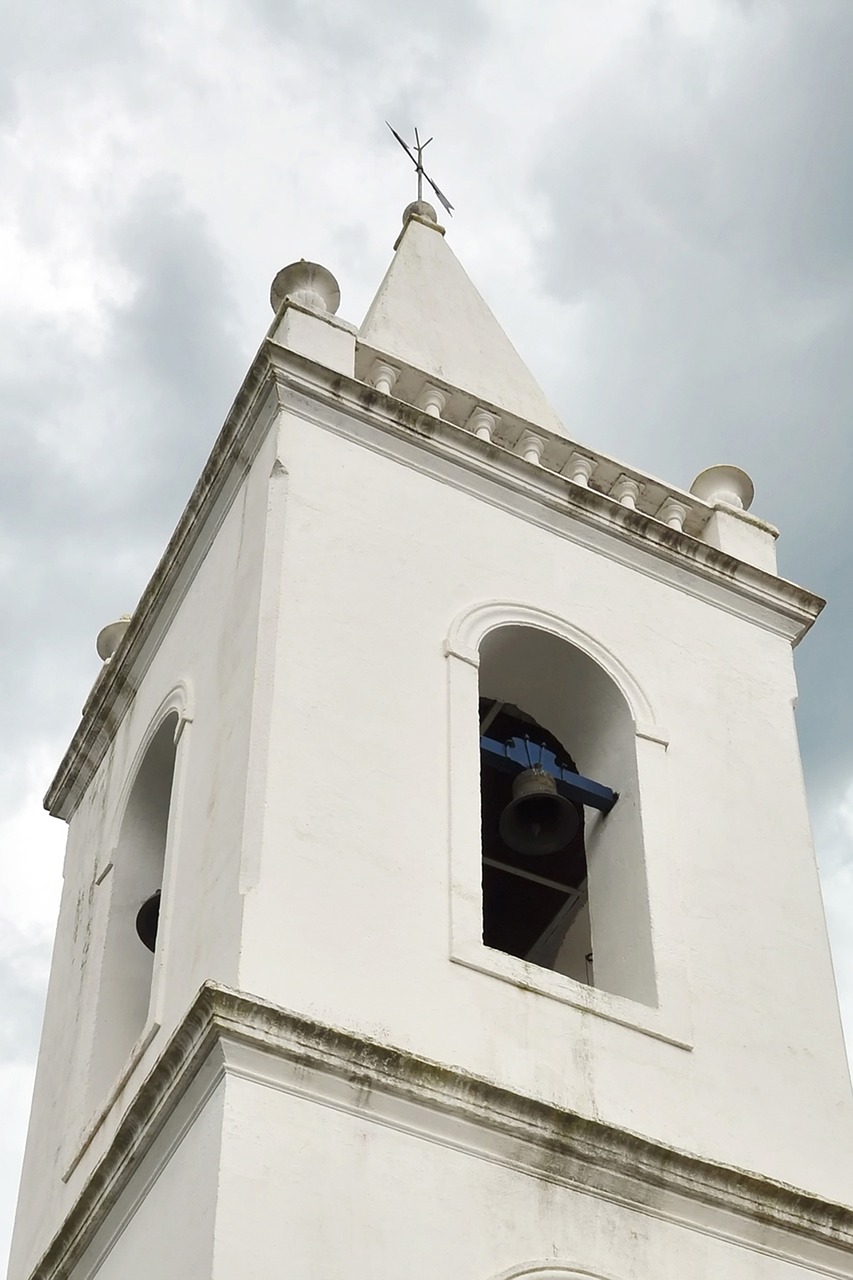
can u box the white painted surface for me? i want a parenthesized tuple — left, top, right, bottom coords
(8, 232, 852, 1278)
(232, 413, 852, 1206)
(29, 1040, 849, 1280)
(359, 214, 570, 437)
(206, 1071, 853, 1280)
(72, 1074, 225, 1280)
(703, 504, 779, 573)
(269, 260, 341, 315)
(7, 426, 280, 1279)
(12, 396, 851, 1275)
(690, 463, 755, 510)
(268, 301, 356, 376)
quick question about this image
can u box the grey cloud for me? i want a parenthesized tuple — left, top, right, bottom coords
(109, 179, 246, 483)
(531, 1, 853, 805)
(0, 925, 52, 1065)
(245, 0, 489, 124)
(0, 182, 247, 816)
(247, 0, 487, 58)
(0, 0, 152, 123)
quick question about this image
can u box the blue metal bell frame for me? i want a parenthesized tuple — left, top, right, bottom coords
(479, 735, 618, 815)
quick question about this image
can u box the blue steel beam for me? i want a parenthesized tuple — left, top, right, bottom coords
(480, 735, 618, 815)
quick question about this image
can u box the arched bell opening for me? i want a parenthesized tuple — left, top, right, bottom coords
(88, 711, 179, 1105)
(478, 624, 657, 1006)
(480, 699, 593, 983)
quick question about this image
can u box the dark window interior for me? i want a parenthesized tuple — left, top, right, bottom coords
(480, 698, 588, 970)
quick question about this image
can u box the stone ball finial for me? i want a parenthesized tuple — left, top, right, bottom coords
(96, 614, 132, 662)
(690, 464, 755, 511)
(403, 200, 438, 226)
(270, 260, 341, 315)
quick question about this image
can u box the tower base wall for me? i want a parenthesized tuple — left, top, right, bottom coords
(18, 986, 853, 1280)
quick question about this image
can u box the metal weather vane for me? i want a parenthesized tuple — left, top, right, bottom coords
(386, 123, 454, 216)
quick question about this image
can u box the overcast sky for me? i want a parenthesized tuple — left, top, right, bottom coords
(2, 0, 853, 1268)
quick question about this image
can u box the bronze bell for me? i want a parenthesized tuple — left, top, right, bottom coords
(135, 890, 161, 953)
(499, 765, 579, 856)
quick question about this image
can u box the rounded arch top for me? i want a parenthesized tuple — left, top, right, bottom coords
(131, 679, 194, 765)
(487, 1263, 625, 1280)
(445, 600, 662, 740)
(106, 679, 194, 852)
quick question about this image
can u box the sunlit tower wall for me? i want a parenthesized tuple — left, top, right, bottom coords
(8, 203, 853, 1280)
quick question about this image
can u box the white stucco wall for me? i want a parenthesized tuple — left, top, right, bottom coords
(11, 373, 852, 1279)
(236, 408, 853, 1204)
(71, 1074, 225, 1280)
(26, 1040, 847, 1280)
(7, 425, 279, 1280)
(208, 1070, 842, 1280)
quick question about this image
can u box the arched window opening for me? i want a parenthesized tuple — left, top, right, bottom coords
(480, 699, 593, 984)
(89, 712, 179, 1105)
(479, 625, 656, 1007)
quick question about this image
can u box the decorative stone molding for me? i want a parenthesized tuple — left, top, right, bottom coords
(269, 260, 341, 315)
(611, 475, 644, 509)
(45, 344, 824, 821)
(656, 497, 690, 532)
(491, 1266, 623, 1280)
(419, 384, 448, 417)
(26, 983, 853, 1280)
(517, 429, 547, 466)
(561, 451, 597, 487)
(96, 614, 132, 663)
(467, 407, 499, 442)
(402, 198, 439, 226)
(369, 359, 400, 396)
(445, 599, 660, 736)
(393, 206, 447, 248)
(103, 680, 194, 853)
(690, 464, 754, 511)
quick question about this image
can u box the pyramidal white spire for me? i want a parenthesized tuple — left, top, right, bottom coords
(358, 204, 568, 437)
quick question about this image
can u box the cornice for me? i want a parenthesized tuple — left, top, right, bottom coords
(43, 350, 280, 819)
(270, 350, 822, 640)
(27, 984, 853, 1280)
(44, 339, 823, 819)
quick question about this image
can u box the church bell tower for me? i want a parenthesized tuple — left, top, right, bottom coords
(8, 197, 853, 1280)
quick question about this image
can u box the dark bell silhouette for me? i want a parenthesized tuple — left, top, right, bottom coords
(499, 765, 579, 856)
(135, 890, 161, 953)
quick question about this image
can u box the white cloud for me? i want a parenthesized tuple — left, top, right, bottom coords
(0, 751, 64, 932)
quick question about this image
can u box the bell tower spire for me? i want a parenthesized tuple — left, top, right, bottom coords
(8, 203, 853, 1280)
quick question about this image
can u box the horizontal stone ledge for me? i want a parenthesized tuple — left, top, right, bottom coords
(31, 981, 853, 1280)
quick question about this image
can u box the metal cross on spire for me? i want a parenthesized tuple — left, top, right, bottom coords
(386, 123, 454, 216)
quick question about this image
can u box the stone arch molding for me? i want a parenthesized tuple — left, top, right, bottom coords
(106, 679, 195, 856)
(487, 1263, 624, 1280)
(445, 600, 666, 745)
